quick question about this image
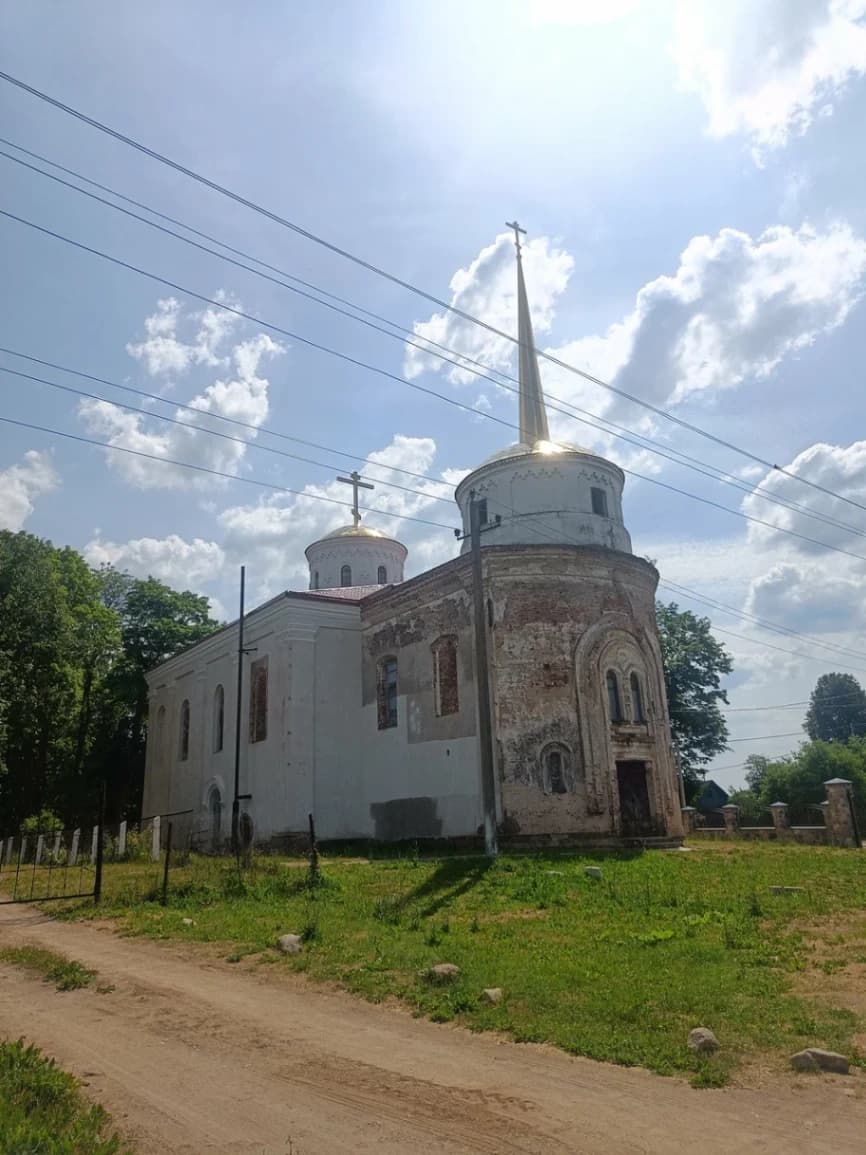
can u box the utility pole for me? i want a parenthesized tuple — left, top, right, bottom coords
(231, 565, 246, 855)
(456, 491, 501, 858)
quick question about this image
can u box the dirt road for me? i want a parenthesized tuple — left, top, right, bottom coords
(0, 904, 862, 1154)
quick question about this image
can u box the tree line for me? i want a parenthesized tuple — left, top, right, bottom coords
(0, 530, 737, 831)
(0, 530, 219, 829)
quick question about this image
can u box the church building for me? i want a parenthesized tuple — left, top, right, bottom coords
(142, 228, 685, 850)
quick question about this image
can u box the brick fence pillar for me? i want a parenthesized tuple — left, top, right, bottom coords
(824, 778, 861, 848)
(680, 806, 697, 834)
(769, 802, 790, 836)
(720, 804, 740, 837)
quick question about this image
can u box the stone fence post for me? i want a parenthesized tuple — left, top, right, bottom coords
(35, 834, 44, 866)
(117, 820, 127, 860)
(769, 802, 790, 836)
(680, 806, 697, 834)
(720, 804, 740, 837)
(824, 778, 861, 848)
(151, 815, 161, 862)
(70, 829, 80, 866)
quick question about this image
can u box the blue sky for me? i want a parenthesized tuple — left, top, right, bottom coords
(2, 0, 866, 789)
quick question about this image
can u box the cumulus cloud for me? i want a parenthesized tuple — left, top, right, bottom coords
(80, 321, 284, 490)
(404, 231, 573, 386)
(673, 0, 866, 158)
(745, 560, 866, 633)
(126, 295, 240, 376)
(85, 533, 227, 589)
(0, 450, 58, 530)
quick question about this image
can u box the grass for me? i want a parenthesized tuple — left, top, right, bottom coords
(0, 1038, 129, 1154)
(0, 946, 96, 991)
(64, 842, 866, 1086)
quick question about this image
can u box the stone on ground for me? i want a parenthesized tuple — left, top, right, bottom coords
(181, 917, 195, 926)
(769, 886, 805, 895)
(276, 933, 303, 955)
(425, 963, 460, 984)
(544, 870, 564, 876)
(584, 866, 602, 880)
(481, 987, 503, 1005)
(791, 1048, 849, 1074)
(687, 1027, 719, 1054)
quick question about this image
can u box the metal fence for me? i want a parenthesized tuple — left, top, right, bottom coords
(0, 824, 101, 904)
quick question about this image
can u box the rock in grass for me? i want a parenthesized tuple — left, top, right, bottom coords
(181, 917, 195, 927)
(769, 886, 805, 895)
(425, 963, 460, 984)
(481, 987, 503, 1005)
(276, 933, 303, 955)
(688, 1027, 720, 1054)
(544, 870, 564, 877)
(584, 866, 602, 881)
(790, 1048, 849, 1074)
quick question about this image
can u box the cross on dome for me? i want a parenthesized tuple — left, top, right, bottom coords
(337, 470, 374, 528)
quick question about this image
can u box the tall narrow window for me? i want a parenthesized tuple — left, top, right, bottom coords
(313, 570, 320, 590)
(591, 487, 609, 517)
(477, 498, 489, 525)
(630, 672, 645, 722)
(213, 684, 225, 752)
(249, 657, 268, 743)
(377, 657, 398, 730)
(606, 671, 622, 722)
(547, 750, 566, 794)
(377, 564, 387, 584)
(340, 564, 352, 587)
(179, 699, 190, 761)
(432, 636, 459, 717)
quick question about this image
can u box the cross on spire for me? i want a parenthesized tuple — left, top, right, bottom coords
(505, 219, 526, 254)
(337, 470, 374, 527)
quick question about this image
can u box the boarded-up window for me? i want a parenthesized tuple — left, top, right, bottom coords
(591, 487, 608, 517)
(249, 657, 268, 743)
(179, 699, 190, 761)
(630, 672, 645, 722)
(213, 684, 224, 752)
(606, 671, 622, 722)
(340, 564, 352, 587)
(432, 636, 459, 717)
(377, 657, 398, 730)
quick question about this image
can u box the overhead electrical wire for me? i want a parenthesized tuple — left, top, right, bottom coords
(1, 68, 865, 516)
(2, 139, 862, 542)
(5, 205, 866, 570)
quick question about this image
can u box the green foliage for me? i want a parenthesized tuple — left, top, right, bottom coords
(75, 843, 866, 1083)
(0, 532, 220, 828)
(805, 673, 866, 743)
(751, 739, 866, 822)
(0, 1038, 128, 1154)
(744, 754, 769, 794)
(726, 789, 766, 825)
(0, 946, 96, 992)
(655, 602, 733, 795)
(21, 809, 64, 835)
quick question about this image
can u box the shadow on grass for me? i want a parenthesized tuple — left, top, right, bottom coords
(397, 858, 493, 918)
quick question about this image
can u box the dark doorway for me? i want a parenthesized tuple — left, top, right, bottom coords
(616, 761, 654, 836)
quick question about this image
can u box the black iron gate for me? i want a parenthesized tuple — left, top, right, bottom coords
(0, 817, 103, 905)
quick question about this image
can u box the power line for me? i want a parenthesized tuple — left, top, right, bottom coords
(0, 414, 456, 533)
(659, 579, 865, 663)
(2, 68, 865, 517)
(3, 138, 864, 542)
(706, 623, 866, 677)
(0, 365, 456, 508)
(6, 206, 866, 569)
(727, 731, 803, 743)
(725, 690, 866, 712)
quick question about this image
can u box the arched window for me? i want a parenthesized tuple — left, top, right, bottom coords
(249, 657, 268, 743)
(340, 564, 352, 587)
(377, 656, 398, 730)
(213, 684, 225, 752)
(432, 635, 459, 716)
(377, 564, 387, 584)
(179, 699, 190, 761)
(542, 744, 571, 794)
(606, 671, 622, 723)
(630, 672, 645, 722)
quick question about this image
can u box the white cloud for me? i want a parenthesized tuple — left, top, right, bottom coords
(673, 0, 866, 158)
(543, 222, 866, 437)
(0, 450, 58, 530)
(404, 231, 573, 386)
(126, 295, 240, 376)
(81, 311, 284, 490)
(84, 533, 227, 588)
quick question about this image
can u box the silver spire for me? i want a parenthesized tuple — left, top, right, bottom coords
(506, 220, 550, 445)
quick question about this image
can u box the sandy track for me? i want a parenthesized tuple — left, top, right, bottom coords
(0, 904, 863, 1154)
